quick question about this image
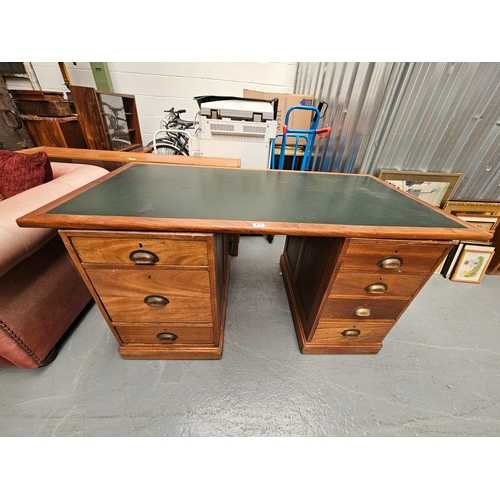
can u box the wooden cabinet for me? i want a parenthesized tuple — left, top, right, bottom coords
(8, 89, 87, 149)
(21, 115, 87, 148)
(60, 230, 230, 360)
(69, 85, 143, 151)
(281, 236, 454, 354)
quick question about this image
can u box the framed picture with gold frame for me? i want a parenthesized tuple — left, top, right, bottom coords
(443, 200, 500, 276)
(378, 170, 462, 208)
(450, 244, 495, 283)
(442, 200, 500, 217)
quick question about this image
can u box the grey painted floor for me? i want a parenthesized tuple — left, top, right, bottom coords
(1, 235, 499, 437)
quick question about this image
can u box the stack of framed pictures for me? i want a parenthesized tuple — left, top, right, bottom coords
(440, 242, 495, 283)
(377, 171, 498, 282)
(441, 200, 500, 282)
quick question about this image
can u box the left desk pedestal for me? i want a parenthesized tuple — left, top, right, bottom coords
(60, 230, 231, 360)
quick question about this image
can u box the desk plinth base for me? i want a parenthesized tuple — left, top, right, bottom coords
(118, 343, 223, 360)
(280, 253, 382, 355)
(294, 331, 383, 356)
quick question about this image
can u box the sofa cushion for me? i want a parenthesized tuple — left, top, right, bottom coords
(0, 150, 53, 200)
(0, 162, 108, 278)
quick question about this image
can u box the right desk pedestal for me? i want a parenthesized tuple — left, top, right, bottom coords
(280, 236, 454, 354)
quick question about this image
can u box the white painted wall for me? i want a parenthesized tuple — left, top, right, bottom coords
(31, 62, 298, 146)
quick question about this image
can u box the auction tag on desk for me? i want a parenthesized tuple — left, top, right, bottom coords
(253, 223, 265, 228)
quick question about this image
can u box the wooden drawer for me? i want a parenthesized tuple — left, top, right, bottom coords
(69, 232, 209, 266)
(99, 295, 212, 323)
(86, 268, 211, 299)
(115, 324, 215, 345)
(340, 239, 451, 274)
(322, 297, 409, 321)
(310, 320, 394, 344)
(329, 272, 427, 299)
(85, 269, 213, 323)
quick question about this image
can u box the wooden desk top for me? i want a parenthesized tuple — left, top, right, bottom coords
(18, 163, 491, 241)
(19, 146, 241, 168)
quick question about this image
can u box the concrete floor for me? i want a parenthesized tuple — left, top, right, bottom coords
(1, 235, 499, 437)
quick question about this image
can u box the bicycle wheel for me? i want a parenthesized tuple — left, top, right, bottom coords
(154, 142, 185, 155)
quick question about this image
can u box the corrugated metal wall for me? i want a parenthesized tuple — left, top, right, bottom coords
(295, 62, 395, 174)
(295, 62, 500, 200)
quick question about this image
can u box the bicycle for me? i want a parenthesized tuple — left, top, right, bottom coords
(147, 108, 198, 155)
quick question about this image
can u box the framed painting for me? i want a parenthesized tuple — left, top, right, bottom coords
(442, 200, 500, 217)
(450, 244, 495, 283)
(457, 215, 500, 233)
(378, 170, 462, 208)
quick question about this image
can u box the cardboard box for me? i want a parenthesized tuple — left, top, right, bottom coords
(243, 90, 314, 145)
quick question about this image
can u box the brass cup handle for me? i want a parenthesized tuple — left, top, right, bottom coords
(144, 295, 169, 307)
(354, 306, 372, 317)
(156, 332, 178, 342)
(342, 329, 361, 337)
(129, 250, 159, 265)
(364, 283, 388, 294)
(378, 256, 403, 269)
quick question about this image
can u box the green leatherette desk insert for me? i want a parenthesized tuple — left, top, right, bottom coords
(18, 164, 490, 359)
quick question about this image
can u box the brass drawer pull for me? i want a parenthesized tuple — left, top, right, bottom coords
(156, 332, 178, 342)
(364, 283, 388, 294)
(342, 329, 361, 337)
(144, 295, 169, 307)
(129, 250, 159, 265)
(378, 257, 403, 269)
(354, 306, 372, 317)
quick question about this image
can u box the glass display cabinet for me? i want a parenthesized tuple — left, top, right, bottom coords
(70, 85, 143, 152)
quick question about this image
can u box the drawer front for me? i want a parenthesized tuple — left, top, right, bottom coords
(99, 295, 212, 323)
(115, 324, 214, 345)
(86, 268, 213, 323)
(70, 235, 209, 266)
(322, 298, 409, 321)
(311, 320, 394, 344)
(340, 239, 451, 273)
(329, 272, 427, 299)
(86, 268, 211, 300)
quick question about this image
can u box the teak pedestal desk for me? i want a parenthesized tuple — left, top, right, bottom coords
(18, 163, 490, 360)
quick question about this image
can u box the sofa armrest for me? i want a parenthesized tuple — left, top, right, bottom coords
(0, 163, 108, 278)
(51, 161, 87, 179)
